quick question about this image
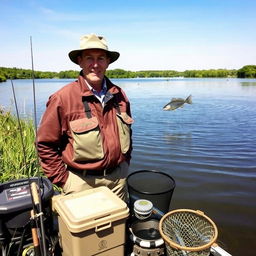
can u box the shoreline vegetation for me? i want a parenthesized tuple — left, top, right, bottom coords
(0, 65, 256, 83)
(0, 107, 42, 183)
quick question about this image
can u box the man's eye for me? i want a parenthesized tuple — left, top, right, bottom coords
(85, 56, 93, 61)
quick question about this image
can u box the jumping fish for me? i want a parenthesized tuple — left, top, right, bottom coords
(163, 95, 192, 111)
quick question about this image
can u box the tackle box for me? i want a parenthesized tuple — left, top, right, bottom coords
(52, 186, 129, 256)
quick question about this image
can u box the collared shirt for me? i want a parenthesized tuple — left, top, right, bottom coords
(85, 79, 107, 106)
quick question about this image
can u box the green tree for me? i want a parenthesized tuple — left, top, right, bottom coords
(237, 65, 256, 78)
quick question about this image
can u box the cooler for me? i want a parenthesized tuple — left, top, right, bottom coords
(52, 186, 129, 256)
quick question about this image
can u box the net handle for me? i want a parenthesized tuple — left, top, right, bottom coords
(159, 209, 218, 252)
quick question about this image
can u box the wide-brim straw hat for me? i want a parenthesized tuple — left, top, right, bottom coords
(69, 34, 120, 64)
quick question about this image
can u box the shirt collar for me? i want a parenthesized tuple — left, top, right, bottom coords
(84, 78, 107, 105)
(85, 78, 107, 94)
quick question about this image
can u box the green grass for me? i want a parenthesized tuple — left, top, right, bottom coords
(0, 107, 43, 183)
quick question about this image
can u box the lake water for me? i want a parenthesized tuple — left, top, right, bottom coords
(0, 78, 256, 256)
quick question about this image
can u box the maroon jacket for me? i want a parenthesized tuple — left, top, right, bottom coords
(37, 75, 132, 187)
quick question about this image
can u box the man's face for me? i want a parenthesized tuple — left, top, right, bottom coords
(78, 49, 110, 89)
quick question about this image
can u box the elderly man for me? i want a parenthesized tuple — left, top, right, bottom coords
(37, 34, 133, 201)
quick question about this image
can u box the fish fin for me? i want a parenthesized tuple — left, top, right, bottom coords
(185, 95, 192, 104)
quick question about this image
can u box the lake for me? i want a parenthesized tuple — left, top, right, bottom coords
(0, 77, 256, 256)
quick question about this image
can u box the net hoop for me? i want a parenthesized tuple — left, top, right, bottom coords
(159, 209, 218, 252)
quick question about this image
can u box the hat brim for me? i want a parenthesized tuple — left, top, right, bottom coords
(68, 49, 120, 65)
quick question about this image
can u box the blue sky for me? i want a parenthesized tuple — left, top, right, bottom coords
(0, 0, 255, 72)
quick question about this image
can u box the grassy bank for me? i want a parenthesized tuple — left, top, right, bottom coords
(0, 107, 42, 183)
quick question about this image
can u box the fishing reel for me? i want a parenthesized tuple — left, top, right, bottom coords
(0, 177, 56, 256)
(21, 245, 36, 256)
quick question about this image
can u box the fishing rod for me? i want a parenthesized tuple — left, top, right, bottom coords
(10, 80, 28, 173)
(30, 36, 48, 256)
(30, 36, 38, 139)
(10, 80, 41, 256)
(30, 209, 41, 256)
(4, 39, 54, 256)
(10, 38, 49, 256)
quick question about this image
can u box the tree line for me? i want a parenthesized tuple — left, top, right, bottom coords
(1, 65, 256, 82)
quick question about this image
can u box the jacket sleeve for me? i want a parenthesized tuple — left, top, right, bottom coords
(36, 94, 68, 187)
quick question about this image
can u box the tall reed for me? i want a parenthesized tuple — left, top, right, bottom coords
(0, 107, 42, 183)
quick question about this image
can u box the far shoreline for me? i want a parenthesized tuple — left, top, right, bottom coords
(0, 65, 256, 82)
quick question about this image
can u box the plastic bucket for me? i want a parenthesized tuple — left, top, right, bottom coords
(127, 170, 176, 215)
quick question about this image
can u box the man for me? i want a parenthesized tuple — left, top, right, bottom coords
(37, 34, 133, 201)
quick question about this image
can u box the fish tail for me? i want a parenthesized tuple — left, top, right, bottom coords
(185, 95, 192, 104)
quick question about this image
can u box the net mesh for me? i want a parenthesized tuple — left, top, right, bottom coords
(160, 210, 217, 256)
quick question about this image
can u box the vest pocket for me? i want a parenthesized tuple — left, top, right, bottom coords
(69, 117, 104, 162)
(116, 112, 134, 154)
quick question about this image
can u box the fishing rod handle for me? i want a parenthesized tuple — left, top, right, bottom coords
(31, 182, 40, 206)
(30, 210, 40, 246)
(31, 210, 41, 256)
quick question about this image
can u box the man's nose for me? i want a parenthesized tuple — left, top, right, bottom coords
(92, 59, 100, 66)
